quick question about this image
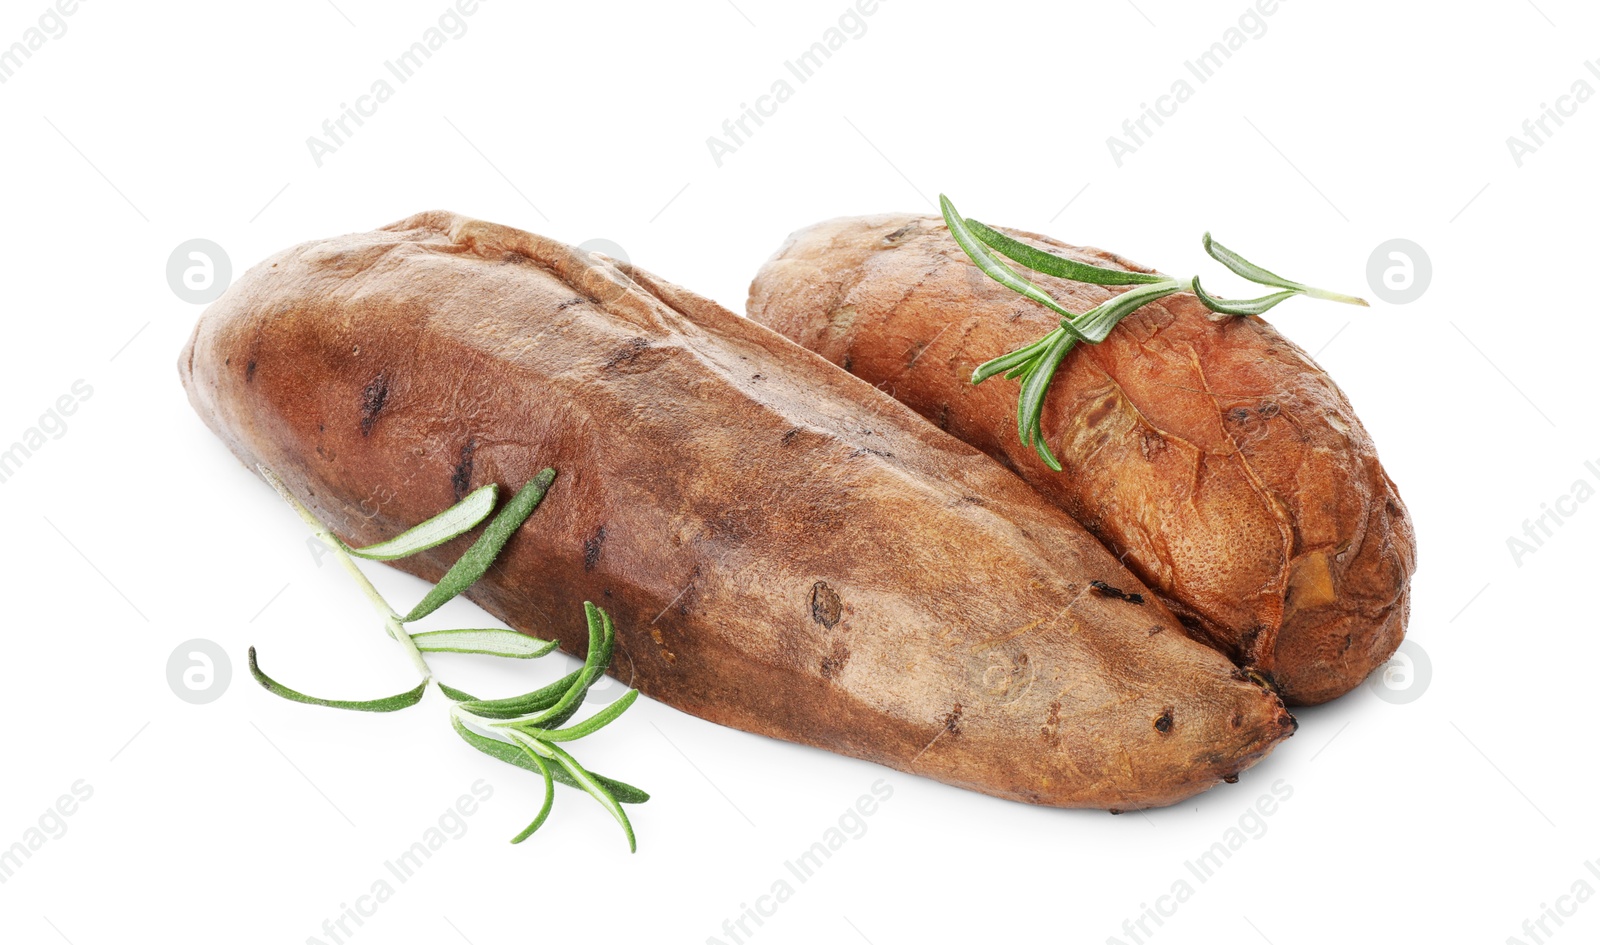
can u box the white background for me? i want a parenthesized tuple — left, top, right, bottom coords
(1, 1, 1595, 943)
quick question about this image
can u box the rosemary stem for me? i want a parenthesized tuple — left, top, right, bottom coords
(258, 465, 434, 682)
(1301, 285, 1371, 307)
(452, 704, 517, 746)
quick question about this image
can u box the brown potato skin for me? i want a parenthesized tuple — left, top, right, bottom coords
(747, 214, 1416, 706)
(179, 211, 1294, 810)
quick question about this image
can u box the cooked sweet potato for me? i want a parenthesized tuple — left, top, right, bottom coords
(747, 214, 1416, 705)
(179, 211, 1294, 810)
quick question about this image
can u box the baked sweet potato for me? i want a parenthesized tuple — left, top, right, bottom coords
(179, 211, 1294, 810)
(747, 214, 1415, 705)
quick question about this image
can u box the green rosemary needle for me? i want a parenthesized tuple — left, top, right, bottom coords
(939, 194, 1369, 469)
(249, 466, 647, 850)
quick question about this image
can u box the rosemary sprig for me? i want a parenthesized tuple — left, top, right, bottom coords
(939, 194, 1369, 470)
(451, 605, 644, 850)
(450, 602, 644, 850)
(248, 466, 647, 850)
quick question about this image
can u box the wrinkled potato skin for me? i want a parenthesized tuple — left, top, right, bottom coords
(180, 212, 1295, 810)
(747, 214, 1416, 706)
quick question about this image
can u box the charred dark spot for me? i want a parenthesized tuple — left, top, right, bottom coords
(937, 403, 951, 430)
(847, 447, 894, 460)
(1040, 700, 1062, 745)
(1222, 774, 1240, 784)
(810, 581, 842, 628)
(820, 640, 850, 680)
(841, 354, 853, 373)
(557, 296, 589, 310)
(750, 373, 763, 381)
(1108, 809, 1124, 816)
(1147, 624, 1163, 635)
(781, 427, 801, 446)
(245, 359, 257, 382)
(943, 703, 963, 734)
(1154, 710, 1173, 734)
(1243, 668, 1280, 694)
(1342, 633, 1353, 653)
(883, 222, 919, 243)
(451, 439, 477, 499)
(605, 337, 652, 368)
(1239, 626, 1262, 653)
(1282, 713, 1299, 731)
(1090, 580, 1144, 604)
(1386, 499, 1403, 519)
(1230, 712, 1243, 729)
(359, 374, 389, 436)
(1036, 703, 1062, 748)
(1259, 401, 1280, 418)
(1227, 407, 1251, 424)
(224, 357, 231, 366)
(583, 525, 606, 572)
(1084, 397, 1117, 427)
